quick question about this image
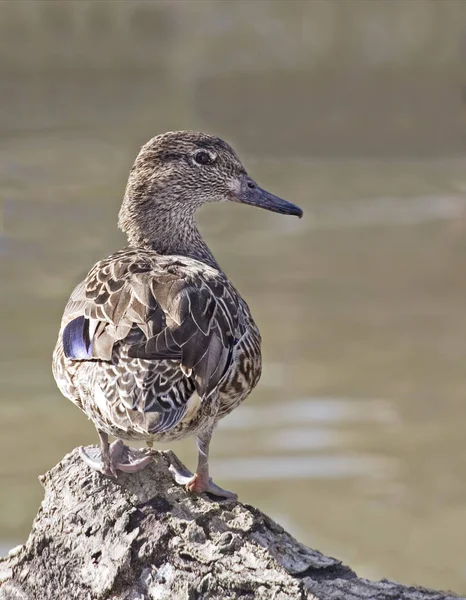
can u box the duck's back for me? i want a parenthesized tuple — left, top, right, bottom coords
(52, 248, 261, 441)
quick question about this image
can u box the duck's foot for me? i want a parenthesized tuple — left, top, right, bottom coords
(169, 462, 237, 500)
(80, 440, 153, 478)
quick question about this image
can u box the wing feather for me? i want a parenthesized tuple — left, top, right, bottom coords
(60, 249, 238, 428)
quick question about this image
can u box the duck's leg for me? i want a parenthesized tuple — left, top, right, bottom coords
(169, 427, 237, 499)
(80, 430, 153, 478)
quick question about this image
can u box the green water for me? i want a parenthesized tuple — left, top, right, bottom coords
(1, 71, 466, 595)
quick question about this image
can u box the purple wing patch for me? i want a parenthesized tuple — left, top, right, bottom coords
(63, 316, 93, 360)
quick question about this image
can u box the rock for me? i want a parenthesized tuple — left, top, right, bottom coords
(0, 448, 462, 600)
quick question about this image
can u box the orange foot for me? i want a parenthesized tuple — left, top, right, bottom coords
(169, 464, 237, 500)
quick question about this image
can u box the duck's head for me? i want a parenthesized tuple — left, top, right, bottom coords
(119, 131, 302, 232)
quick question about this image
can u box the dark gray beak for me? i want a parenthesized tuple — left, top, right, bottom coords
(236, 177, 303, 218)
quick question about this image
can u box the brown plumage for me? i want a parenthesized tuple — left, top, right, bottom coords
(52, 131, 302, 498)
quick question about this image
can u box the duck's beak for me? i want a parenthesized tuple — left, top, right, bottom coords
(235, 177, 303, 218)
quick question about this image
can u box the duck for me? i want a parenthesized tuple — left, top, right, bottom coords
(52, 131, 303, 498)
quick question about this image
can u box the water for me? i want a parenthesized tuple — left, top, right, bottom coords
(1, 72, 466, 594)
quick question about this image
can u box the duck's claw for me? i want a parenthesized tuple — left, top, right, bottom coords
(169, 463, 237, 500)
(80, 440, 153, 478)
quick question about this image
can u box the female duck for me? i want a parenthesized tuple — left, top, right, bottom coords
(52, 131, 302, 498)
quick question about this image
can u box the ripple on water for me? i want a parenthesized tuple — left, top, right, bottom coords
(211, 454, 397, 482)
(214, 396, 398, 482)
(220, 397, 398, 429)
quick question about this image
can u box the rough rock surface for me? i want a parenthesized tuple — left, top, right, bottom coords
(0, 448, 462, 600)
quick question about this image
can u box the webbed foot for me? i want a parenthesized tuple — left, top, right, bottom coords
(169, 462, 237, 500)
(80, 439, 153, 478)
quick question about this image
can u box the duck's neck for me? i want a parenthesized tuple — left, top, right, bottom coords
(119, 201, 220, 270)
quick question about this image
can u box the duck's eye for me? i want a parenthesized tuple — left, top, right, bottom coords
(194, 150, 214, 166)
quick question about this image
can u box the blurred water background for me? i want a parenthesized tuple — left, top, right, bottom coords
(1, 0, 466, 594)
